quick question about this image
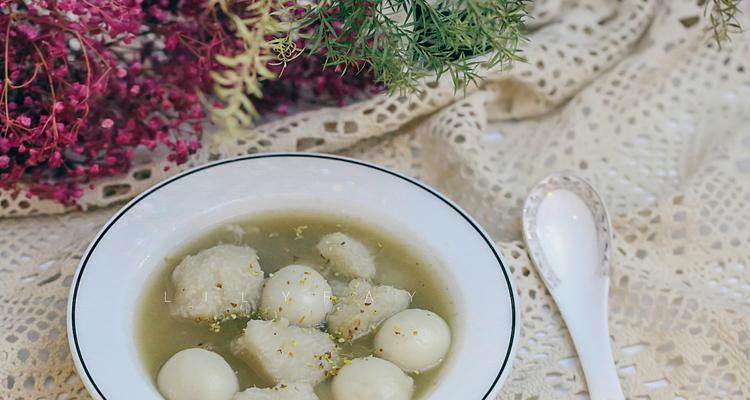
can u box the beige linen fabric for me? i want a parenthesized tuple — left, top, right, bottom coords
(2, 0, 749, 398)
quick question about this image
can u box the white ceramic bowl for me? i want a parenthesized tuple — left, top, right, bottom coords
(67, 153, 519, 399)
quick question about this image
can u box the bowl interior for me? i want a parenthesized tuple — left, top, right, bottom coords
(68, 154, 518, 399)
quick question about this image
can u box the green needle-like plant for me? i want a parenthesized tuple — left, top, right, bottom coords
(209, 0, 742, 132)
(303, 0, 528, 93)
(703, 0, 743, 46)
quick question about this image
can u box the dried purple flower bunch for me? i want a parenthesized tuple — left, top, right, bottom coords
(0, 0, 377, 205)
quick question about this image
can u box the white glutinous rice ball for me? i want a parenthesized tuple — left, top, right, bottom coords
(231, 318, 338, 385)
(233, 382, 318, 400)
(170, 244, 264, 326)
(317, 232, 376, 280)
(327, 278, 411, 341)
(374, 309, 451, 373)
(157, 348, 239, 400)
(331, 357, 414, 400)
(261, 264, 333, 327)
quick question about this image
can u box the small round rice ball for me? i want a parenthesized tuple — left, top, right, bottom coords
(374, 309, 451, 373)
(157, 348, 238, 400)
(261, 264, 333, 327)
(331, 357, 413, 400)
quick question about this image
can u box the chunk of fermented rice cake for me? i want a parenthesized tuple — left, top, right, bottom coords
(327, 279, 411, 341)
(231, 319, 338, 385)
(316, 232, 376, 280)
(170, 244, 264, 327)
(233, 382, 318, 400)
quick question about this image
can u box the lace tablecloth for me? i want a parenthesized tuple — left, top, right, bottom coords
(2, 0, 749, 398)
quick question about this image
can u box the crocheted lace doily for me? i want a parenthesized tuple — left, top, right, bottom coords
(2, 0, 749, 398)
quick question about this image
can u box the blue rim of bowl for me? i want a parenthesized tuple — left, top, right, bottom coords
(68, 153, 518, 399)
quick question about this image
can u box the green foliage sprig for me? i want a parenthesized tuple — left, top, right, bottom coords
(209, 0, 742, 133)
(702, 0, 743, 47)
(303, 0, 528, 93)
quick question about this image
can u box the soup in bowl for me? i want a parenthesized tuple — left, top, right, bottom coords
(67, 154, 519, 400)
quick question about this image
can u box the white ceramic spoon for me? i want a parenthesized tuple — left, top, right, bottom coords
(522, 174, 625, 400)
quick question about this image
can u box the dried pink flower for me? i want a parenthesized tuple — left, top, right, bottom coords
(0, 0, 378, 205)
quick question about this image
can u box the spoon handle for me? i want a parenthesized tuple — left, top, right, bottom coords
(557, 286, 624, 400)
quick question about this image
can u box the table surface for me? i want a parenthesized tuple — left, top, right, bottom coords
(1, 0, 749, 398)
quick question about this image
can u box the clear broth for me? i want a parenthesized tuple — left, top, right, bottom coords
(137, 211, 455, 399)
